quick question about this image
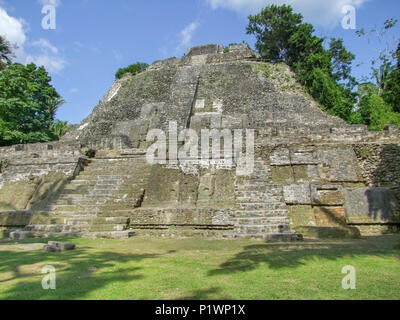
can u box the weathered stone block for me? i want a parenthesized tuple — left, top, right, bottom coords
(43, 244, 60, 252)
(313, 206, 347, 226)
(9, 230, 33, 240)
(344, 187, 400, 223)
(311, 185, 344, 206)
(317, 148, 362, 182)
(48, 241, 76, 251)
(0, 212, 32, 227)
(283, 185, 311, 204)
(271, 166, 294, 184)
(0, 181, 39, 211)
(287, 205, 315, 227)
(270, 149, 291, 166)
(290, 150, 318, 165)
(292, 165, 310, 182)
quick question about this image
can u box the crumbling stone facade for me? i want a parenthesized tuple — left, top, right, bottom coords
(1, 44, 399, 240)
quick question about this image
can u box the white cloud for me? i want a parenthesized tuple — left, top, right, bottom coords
(32, 38, 59, 54)
(177, 21, 200, 52)
(206, 0, 370, 28)
(24, 52, 66, 73)
(37, 0, 61, 8)
(0, 7, 66, 73)
(0, 7, 26, 53)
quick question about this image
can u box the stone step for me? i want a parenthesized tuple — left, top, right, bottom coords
(232, 217, 289, 225)
(61, 189, 92, 195)
(26, 224, 91, 233)
(235, 224, 291, 234)
(234, 210, 288, 217)
(236, 196, 284, 203)
(24, 230, 135, 240)
(230, 233, 299, 241)
(70, 180, 96, 185)
(92, 217, 130, 225)
(83, 230, 135, 239)
(236, 188, 283, 194)
(235, 184, 274, 191)
(31, 216, 97, 226)
(78, 173, 129, 180)
(88, 190, 116, 196)
(29, 231, 83, 239)
(45, 205, 100, 212)
(91, 185, 121, 190)
(89, 224, 127, 232)
(237, 203, 286, 210)
(54, 199, 107, 206)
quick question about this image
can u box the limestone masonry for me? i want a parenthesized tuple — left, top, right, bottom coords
(1, 44, 399, 240)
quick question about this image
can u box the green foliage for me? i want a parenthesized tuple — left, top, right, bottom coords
(247, 5, 357, 122)
(358, 92, 399, 131)
(382, 43, 400, 112)
(50, 120, 77, 140)
(329, 38, 357, 89)
(115, 62, 148, 79)
(0, 63, 64, 146)
(247, 5, 303, 63)
(351, 83, 400, 130)
(0, 35, 14, 71)
(355, 20, 400, 127)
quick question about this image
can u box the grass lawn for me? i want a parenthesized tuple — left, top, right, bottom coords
(0, 235, 399, 300)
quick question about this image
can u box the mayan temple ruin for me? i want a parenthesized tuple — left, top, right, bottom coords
(1, 44, 399, 241)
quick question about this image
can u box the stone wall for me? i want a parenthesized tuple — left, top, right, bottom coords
(0, 141, 86, 212)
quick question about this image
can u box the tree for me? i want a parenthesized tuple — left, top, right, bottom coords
(0, 35, 15, 71)
(383, 42, 400, 112)
(247, 5, 303, 64)
(115, 62, 149, 79)
(329, 38, 357, 89)
(246, 5, 356, 121)
(0, 63, 64, 146)
(356, 19, 400, 121)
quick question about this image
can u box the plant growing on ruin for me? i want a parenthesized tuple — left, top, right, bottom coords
(115, 62, 149, 79)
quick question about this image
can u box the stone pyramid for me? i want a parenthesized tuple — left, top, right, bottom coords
(1, 44, 399, 240)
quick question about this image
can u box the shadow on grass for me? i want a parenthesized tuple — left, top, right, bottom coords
(180, 287, 222, 300)
(208, 235, 400, 276)
(0, 242, 161, 300)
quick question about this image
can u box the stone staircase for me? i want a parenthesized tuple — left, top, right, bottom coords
(24, 151, 151, 239)
(232, 158, 299, 241)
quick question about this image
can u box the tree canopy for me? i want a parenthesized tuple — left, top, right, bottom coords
(0, 63, 65, 145)
(0, 35, 14, 71)
(247, 5, 357, 122)
(247, 5, 399, 130)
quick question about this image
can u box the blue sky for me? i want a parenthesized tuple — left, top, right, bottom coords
(0, 0, 399, 124)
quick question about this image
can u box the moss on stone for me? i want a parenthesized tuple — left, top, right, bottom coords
(28, 172, 70, 211)
(271, 166, 294, 184)
(0, 181, 40, 211)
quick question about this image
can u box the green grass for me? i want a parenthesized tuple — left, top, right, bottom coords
(0, 235, 399, 300)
